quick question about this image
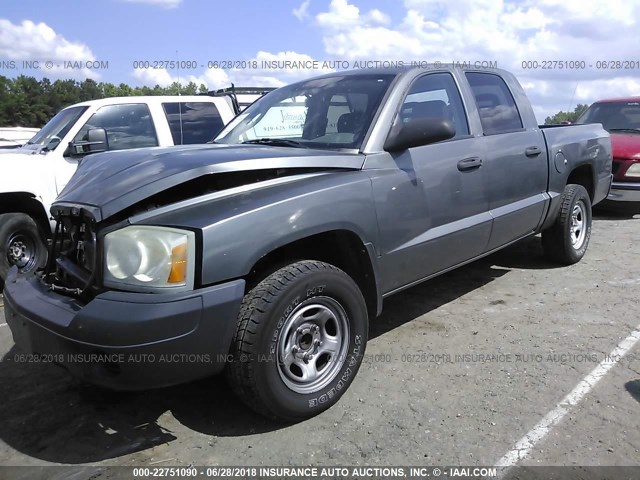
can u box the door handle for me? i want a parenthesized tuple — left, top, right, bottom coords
(525, 146, 542, 157)
(457, 157, 483, 171)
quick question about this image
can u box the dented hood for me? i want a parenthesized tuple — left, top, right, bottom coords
(53, 143, 364, 221)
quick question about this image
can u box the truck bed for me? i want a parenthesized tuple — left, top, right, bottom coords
(539, 122, 612, 229)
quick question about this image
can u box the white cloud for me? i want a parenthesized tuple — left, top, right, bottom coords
(293, 0, 311, 21)
(522, 76, 640, 122)
(132, 67, 175, 87)
(133, 66, 231, 90)
(311, 0, 640, 122)
(574, 77, 640, 103)
(119, 0, 182, 8)
(248, 50, 332, 80)
(125, 0, 640, 123)
(317, 0, 389, 30)
(536, 0, 636, 27)
(317, 0, 360, 29)
(0, 19, 100, 79)
(365, 9, 390, 25)
(203, 68, 232, 90)
(131, 51, 327, 91)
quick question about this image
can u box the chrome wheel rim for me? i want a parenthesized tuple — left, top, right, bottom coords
(570, 200, 587, 249)
(277, 297, 350, 394)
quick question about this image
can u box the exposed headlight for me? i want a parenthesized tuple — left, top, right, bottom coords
(625, 163, 640, 178)
(104, 226, 195, 291)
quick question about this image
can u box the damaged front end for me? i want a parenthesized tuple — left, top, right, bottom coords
(42, 168, 335, 301)
(41, 205, 101, 301)
(3, 144, 368, 391)
(4, 172, 256, 389)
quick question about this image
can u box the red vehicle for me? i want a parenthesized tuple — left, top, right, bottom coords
(576, 97, 640, 211)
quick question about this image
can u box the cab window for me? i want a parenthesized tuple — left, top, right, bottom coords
(73, 104, 158, 150)
(162, 102, 224, 144)
(466, 72, 523, 135)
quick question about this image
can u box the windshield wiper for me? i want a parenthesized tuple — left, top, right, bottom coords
(241, 138, 308, 148)
(609, 128, 640, 134)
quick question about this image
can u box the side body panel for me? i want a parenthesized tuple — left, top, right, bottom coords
(366, 141, 491, 294)
(130, 171, 380, 287)
(462, 70, 550, 250)
(482, 131, 549, 250)
(539, 124, 612, 230)
(362, 68, 549, 294)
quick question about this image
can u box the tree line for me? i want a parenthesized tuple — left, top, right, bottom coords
(0, 74, 589, 128)
(543, 104, 589, 125)
(0, 75, 209, 128)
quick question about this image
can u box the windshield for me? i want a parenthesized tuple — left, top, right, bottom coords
(28, 106, 88, 150)
(575, 101, 640, 133)
(215, 74, 396, 150)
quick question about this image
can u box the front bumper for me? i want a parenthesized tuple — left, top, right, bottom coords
(607, 181, 640, 202)
(3, 268, 245, 390)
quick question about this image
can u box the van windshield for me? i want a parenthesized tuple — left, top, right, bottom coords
(215, 74, 396, 150)
(28, 106, 88, 150)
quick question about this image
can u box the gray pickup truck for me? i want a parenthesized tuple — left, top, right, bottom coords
(3, 66, 612, 422)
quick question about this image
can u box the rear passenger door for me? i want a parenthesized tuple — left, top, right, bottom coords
(465, 72, 548, 250)
(162, 102, 225, 145)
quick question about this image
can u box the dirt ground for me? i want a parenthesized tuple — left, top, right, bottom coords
(0, 211, 638, 477)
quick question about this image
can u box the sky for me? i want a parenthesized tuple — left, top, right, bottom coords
(1, 0, 639, 123)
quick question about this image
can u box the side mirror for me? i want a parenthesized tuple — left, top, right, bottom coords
(384, 117, 455, 152)
(68, 128, 109, 157)
(46, 137, 62, 151)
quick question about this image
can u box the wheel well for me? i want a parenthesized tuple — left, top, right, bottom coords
(0, 193, 51, 239)
(567, 165, 594, 202)
(245, 230, 378, 318)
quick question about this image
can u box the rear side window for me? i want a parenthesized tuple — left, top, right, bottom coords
(466, 72, 523, 135)
(73, 104, 158, 150)
(162, 102, 224, 145)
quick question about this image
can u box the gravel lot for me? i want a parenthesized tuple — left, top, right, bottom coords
(0, 211, 638, 475)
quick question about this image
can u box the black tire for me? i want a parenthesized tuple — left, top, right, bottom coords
(226, 260, 368, 422)
(0, 213, 48, 284)
(542, 184, 592, 265)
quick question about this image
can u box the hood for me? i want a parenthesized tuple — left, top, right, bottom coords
(0, 145, 45, 156)
(0, 147, 52, 195)
(611, 133, 640, 160)
(54, 143, 364, 221)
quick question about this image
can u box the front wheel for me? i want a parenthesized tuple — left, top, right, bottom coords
(226, 260, 369, 422)
(542, 184, 592, 265)
(0, 213, 48, 285)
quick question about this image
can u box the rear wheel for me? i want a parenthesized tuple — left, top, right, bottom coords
(226, 260, 368, 422)
(0, 213, 48, 285)
(542, 184, 592, 265)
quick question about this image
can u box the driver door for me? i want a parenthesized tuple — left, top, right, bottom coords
(371, 72, 492, 293)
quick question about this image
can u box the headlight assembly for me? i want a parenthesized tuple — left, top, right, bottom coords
(104, 226, 195, 292)
(625, 162, 640, 178)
